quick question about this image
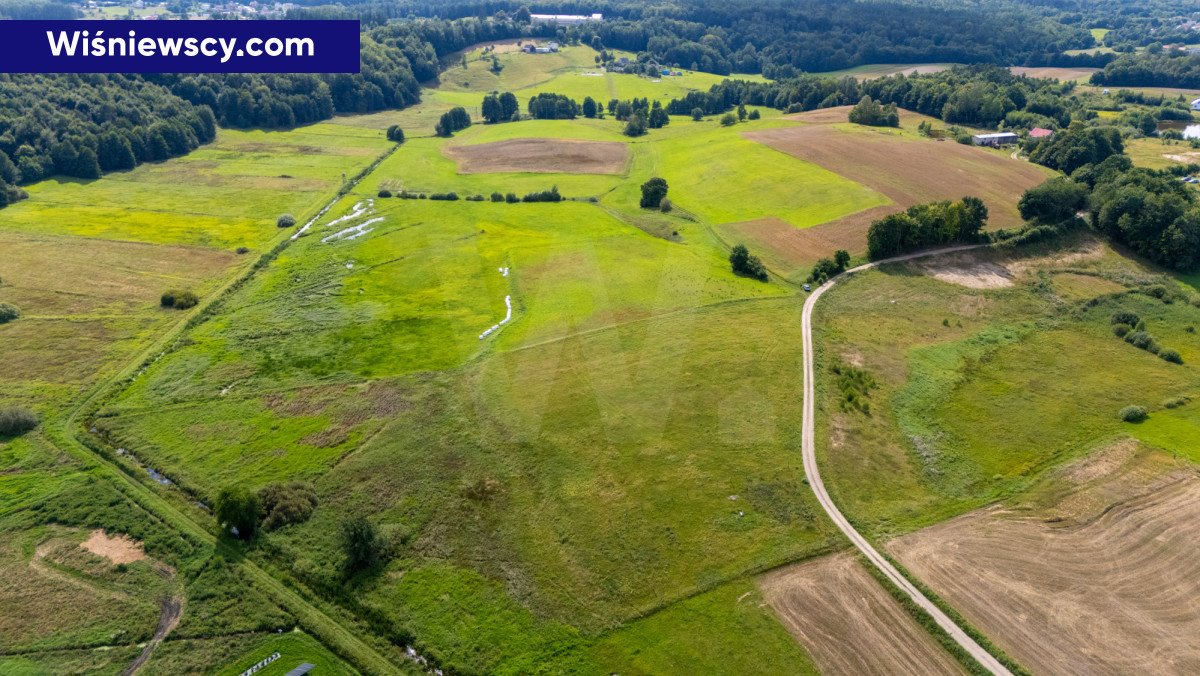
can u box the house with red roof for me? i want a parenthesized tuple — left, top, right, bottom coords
(1029, 127, 1054, 139)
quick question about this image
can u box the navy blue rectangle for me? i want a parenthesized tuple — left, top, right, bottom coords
(0, 20, 360, 73)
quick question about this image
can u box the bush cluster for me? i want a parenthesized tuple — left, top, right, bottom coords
(866, 197, 987, 260)
(808, 250, 851, 284)
(521, 186, 562, 202)
(831, 359, 876, 414)
(161, 289, 199, 310)
(1109, 311, 1183, 364)
(276, 213, 296, 228)
(258, 482, 318, 531)
(0, 407, 38, 436)
(1118, 405, 1148, 423)
(0, 302, 20, 324)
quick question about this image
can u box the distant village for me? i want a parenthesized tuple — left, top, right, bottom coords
(81, 0, 297, 20)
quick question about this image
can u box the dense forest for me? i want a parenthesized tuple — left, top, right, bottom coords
(289, 0, 1096, 74)
(1091, 52, 1200, 89)
(0, 74, 216, 196)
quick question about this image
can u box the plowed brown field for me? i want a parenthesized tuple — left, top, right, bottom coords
(445, 138, 629, 174)
(760, 553, 964, 675)
(889, 451, 1200, 675)
(733, 110, 1053, 277)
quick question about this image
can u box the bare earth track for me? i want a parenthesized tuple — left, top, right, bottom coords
(761, 553, 965, 675)
(444, 137, 629, 174)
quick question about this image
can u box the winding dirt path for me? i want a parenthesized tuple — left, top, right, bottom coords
(800, 244, 1013, 675)
(123, 589, 184, 675)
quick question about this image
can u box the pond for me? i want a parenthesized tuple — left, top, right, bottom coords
(1157, 121, 1200, 139)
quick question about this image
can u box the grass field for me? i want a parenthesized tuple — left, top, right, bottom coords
(0, 124, 387, 250)
(814, 235, 1200, 535)
(812, 63, 954, 80)
(26, 31, 1200, 676)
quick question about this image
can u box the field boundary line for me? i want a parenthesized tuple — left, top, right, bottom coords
(801, 243, 1016, 676)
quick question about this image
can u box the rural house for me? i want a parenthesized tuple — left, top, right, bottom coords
(972, 132, 1019, 147)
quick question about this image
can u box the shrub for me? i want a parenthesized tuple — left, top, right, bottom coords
(386, 125, 405, 143)
(466, 194, 486, 201)
(1163, 396, 1189, 408)
(490, 192, 504, 202)
(377, 189, 392, 198)
(215, 486, 261, 539)
(257, 482, 318, 531)
(0, 407, 38, 436)
(161, 290, 199, 310)
(747, 109, 761, 120)
(0, 302, 20, 324)
(428, 192, 459, 201)
(341, 516, 387, 574)
(1118, 405, 1148, 422)
(1125, 330, 1158, 353)
(235, 247, 250, 255)
(1110, 311, 1140, 326)
(505, 192, 519, 204)
(720, 112, 737, 126)
(690, 107, 704, 121)
(1159, 348, 1183, 364)
(659, 198, 672, 213)
(1112, 324, 1131, 338)
(276, 213, 296, 228)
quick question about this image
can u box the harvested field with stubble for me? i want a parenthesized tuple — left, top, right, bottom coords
(445, 137, 630, 174)
(760, 553, 964, 675)
(889, 446, 1200, 676)
(1009, 66, 1099, 82)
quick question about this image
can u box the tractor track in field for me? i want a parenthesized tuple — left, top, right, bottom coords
(800, 244, 1014, 676)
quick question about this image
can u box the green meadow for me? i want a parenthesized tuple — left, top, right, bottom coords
(0, 124, 387, 251)
(813, 237, 1200, 536)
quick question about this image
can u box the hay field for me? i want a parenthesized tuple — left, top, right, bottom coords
(1009, 66, 1099, 82)
(0, 230, 236, 410)
(0, 124, 387, 250)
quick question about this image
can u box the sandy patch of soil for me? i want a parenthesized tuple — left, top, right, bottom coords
(759, 553, 964, 675)
(918, 255, 1015, 289)
(444, 138, 629, 174)
(888, 464, 1200, 675)
(80, 529, 146, 565)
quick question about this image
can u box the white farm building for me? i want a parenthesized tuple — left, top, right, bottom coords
(530, 13, 602, 25)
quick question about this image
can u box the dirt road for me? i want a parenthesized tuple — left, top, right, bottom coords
(800, 244, 1013, 675)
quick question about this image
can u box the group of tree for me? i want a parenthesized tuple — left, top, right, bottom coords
(435, 106, 472, 136)
(808, 250, 852, 284)
(386, 125, 406, 143)
(215, 481, 318, 539)
(866, 197, 988, 260)
(528, 92, 580, 120)
(848, 96, 899, 127)
(480, 91, 520, 123)
(729, 244, 769, 281)
(1076, 155, 1200, 271)
(1027, 123, 1123, 175)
